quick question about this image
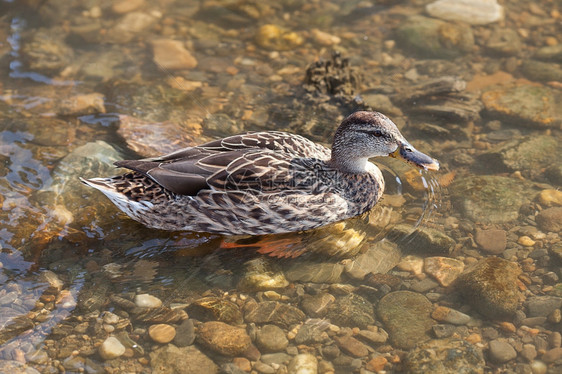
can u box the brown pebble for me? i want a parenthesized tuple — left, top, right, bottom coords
(549, 332, 562, 349)
(232, 357, 251, 372)
(542, 347, 562, 363)
(498, 322, 516, 333)
(148, 324, 176, 344)
(366, 356, 387, 372)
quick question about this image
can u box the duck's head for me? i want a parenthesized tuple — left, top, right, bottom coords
(331, 111, 440, 173)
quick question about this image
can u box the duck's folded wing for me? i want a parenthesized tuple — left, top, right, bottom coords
(115, 148, 305, 196)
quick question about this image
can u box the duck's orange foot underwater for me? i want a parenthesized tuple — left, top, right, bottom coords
(219, 237, 306, 259)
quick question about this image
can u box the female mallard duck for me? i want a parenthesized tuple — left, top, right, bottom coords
(82, 111, 439, 235)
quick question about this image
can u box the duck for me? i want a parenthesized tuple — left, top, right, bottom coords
(81, 111, 439, 236)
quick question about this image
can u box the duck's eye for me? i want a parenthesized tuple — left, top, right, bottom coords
(372, 130, 383, 137)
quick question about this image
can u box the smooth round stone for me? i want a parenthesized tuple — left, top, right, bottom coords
(134, 293, 162, 308)
(287, 353, 317, 374)
(99, 336, 126, 360)
(455, 257, 521, 319)
(537, 189, 562, 207)
(489, 339, 517, 363)
(530, 360, 547, 374)
(102, 312, 120, 325)
(431, 306, 471, 325)
(541, 347, 562, 363)
(149, 324, 176, 344)
(197, 321, 251, 356)
(426, 0, 504, 25)
(536, 207, 562, 233)
(474, 229, 507, 254)
(256, 324, 288, 353)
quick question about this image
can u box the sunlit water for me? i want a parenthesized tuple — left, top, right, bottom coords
(0, 0, 560, 372)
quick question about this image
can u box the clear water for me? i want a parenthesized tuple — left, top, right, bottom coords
(0, 0, 560, 372)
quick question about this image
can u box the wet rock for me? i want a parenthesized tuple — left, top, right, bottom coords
(356, 328, 388, 346)
(57, 93, 106, 116)
(285, 261, 344, 284)
(244, 301, 305, 328)
(334, 335, 369, 357)
(521, 344, 537, 362)
(485, 28, 521, 55)
(489, 339, 517, 363)
(134, 293, 162, 308)
(396, 15, 474, 59)
(326, 294, 375, 329)
(344, 240, 402, 280)
(151, 39, 198, 71)
(426, 0, 503, 25)
(112, 0, 145, 14)
(255, 325, 288, 352)
(424, 256, 464, 287)
(150, 345, 218, 374)
(287, 353, 317, 374)
(149, 324, 176, 344)
(535, 44, 562, 62)
(238, 257, 289, 292)
(0, 360, 40, 374)
(450, 175, 533, 224)
(542, 347, 562, 364)
(526, 296, 562, 317)
(431, 306, 472, 325)
(311, 29, 341, 46)
(99, 336, 126, 360)
(475, 229, 507, 254)
(297, 327, 329, 348)
(197, 321, 251, 356)
(536, 207, 562, 232)
(521, 60, 562, 82)
(403, 339, 485, 373)
(537, 189, 562, 207)
(477, 135, 559, 174)
(391, 224, 456, 254)
(481, 84, 562, 128)
(117, 115, 203, 158)
(187, 297, 243, 325)
(255, 24, 304, 51)
(106, 12, 158, 44)
(300, 292, 335, 318)
(455, 257, 521, 319)
(174, 319, 195, 347)
(39, 270, 64, 292)
(21, 28, 74, 72)
(377, 291, 435, 350)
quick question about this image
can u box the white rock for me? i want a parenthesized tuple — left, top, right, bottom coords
(99, 337, 125, 360)
(287, 353, 317, 374)
(102, 311, 120, 325)
(134, 293, 162, 308)
(426, 0, 504, 25)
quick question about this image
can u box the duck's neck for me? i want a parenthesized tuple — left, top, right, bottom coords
(329, 151, 369, 174)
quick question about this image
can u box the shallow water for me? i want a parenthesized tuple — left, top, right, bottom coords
(0, 0, 561, 373)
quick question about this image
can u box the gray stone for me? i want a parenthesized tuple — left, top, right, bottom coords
(174, 319, 195, 347)
(535, 44, 562, 62)
(521, 60, 562, 82)
(390, 224, 455, 254)
(486, 28, 521, 55)
(326, 294, 374, 329)
(455, 257, 522, 319)
(489, 339, 517, 363)
(526, 296, 562, 317)
(344, 240, 402, 280)
(396, 16, 474, 59)
(244, 301, 305, 329)
(477, 135, 560, 175)
(294, 323, 329, 345)
(300, 293, 335, 318)
(260, 353, 291, 365)
(150, 345, 218, 374)
(377, 291, 435, 350)
(255, 324, 288, 352)
(450, 176, 533, 224)
(403, 338, 485, 373)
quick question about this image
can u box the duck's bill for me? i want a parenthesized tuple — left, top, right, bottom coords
(390, 143, 440, 171)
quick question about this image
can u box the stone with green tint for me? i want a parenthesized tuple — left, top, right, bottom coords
(450, 175, 536, 224)
(377, 291, 434, 350)
(396, 16, 474, 59)
(477, 135, 560, 174)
